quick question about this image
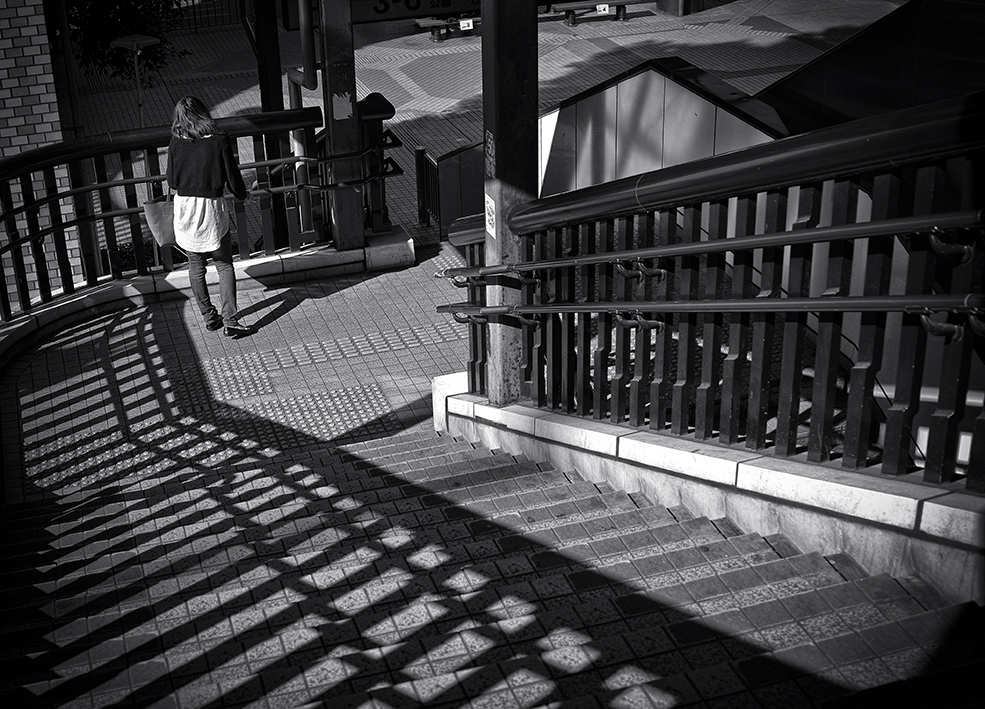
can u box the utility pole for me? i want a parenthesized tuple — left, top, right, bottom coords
(481, 0, 538, 404)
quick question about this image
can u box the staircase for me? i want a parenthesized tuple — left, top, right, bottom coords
(3, 430, 982, 708)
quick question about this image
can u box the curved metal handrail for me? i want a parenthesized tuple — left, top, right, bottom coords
(436, 210, 985, 281)
(0, 154, 324, 225)
(0, 171, 398, 258)
(438, 293, 985, 318)
(0, 108, 324, 182)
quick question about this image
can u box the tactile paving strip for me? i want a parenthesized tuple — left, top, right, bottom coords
(216, 383, 400, 446)
(167, 357, 274, 413)
(255, 323, 465, 372)
(167, 320, 464, 407)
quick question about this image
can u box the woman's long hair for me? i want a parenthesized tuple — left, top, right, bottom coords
(171, 96, 221, 140)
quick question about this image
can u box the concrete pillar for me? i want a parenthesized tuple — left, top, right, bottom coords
(657, 0, 704, 16)
(255, 0, 290, 248)
(482, 0, 538, 405)
(320, 0, 365, 250)
(42, 0, 81, 140)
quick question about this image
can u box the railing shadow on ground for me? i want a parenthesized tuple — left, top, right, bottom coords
(0, 299, 880, 709)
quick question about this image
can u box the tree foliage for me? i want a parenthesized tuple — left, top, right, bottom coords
(67, 0, 188, 84)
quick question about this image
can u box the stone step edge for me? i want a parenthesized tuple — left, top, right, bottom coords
(250, 600, 979, 709)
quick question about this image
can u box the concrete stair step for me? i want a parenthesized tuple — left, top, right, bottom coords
(821, 606, 985, 707)
(217, 447, 545, 495)
(311, 592, 981, 709)
(0, 467, 586, 590)
(300, 437, 492, 474)
(0, 503, 832, 631)
(765, 532, 804, 558)
(0, 487, 637, 608)
(4, 437, 975, 708)
(175, 428, 472, 471)
(126, 452, 545, 522)
(0, 466, 830, 614)
(334, 429, 471, 456)
(210, 431, 490, 475)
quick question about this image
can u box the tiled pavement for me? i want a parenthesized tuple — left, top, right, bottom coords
(7, 1, 984, 708)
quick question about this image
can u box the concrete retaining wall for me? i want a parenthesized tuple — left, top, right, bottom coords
(433, 373, 985, 606)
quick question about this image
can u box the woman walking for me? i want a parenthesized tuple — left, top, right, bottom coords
(166, 96, 254, 338)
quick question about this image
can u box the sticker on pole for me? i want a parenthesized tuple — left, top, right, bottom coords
(596, 4, 610, 14)
(460, 18, 474, 31)
(485, 194, 496, 238)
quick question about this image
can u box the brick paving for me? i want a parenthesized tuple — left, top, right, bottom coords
(6, 2, 980, 709)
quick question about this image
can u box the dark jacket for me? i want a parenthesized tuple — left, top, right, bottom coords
(166, 133, 248, 200)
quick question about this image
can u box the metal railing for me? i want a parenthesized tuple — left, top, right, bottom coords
(416, 147, 440, 229)
(0, 108, 324, 322)
(178, 0, 244, 31)
(415, 141, 484, 237)
(438, 90, 985, 491)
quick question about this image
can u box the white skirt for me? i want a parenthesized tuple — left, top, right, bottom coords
(173, 194, 229, 253)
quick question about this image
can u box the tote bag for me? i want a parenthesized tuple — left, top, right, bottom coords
(143, 192, 175, 246)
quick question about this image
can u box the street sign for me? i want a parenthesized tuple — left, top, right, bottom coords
(351, 0, 481, 24)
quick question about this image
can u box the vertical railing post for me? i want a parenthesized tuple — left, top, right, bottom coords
(93, 155, 121, 279)
(593, 218, 615, 421)
(1, 180, 32, 313)
(528, 230, 548, 408)
(628, 211, 655, 428)
(720, 195, 756, 444)
(19, 174, 51, 305)
(609, 216, 633, 424)
(293, 123, 315, 243)
(650, 208, 676, 431)
(285, 156, 303, 252)
(144, 148, 171, 272)
(42, 166, 75, 296)
(0, 179, 15, 320)
(672, 205, 701, 435)
(559, 225, 578, 413)
(357, 93, 395, 235)
(969, 391, 985, 492)
(575, 222, 595, 417)
(68, 162, 99, 286)
(464, 241, 487, 395)
(119, 150, 149, 275)
(843, 171, 903, 468)
(809, 178, 858, 463)
(883, 164, 943, 475)
(923, 302, 974, 483)
(695, 200, 727, 439)
(775, 183, 822, 455)
(923, 158, 977, 483)
(415, 147, 430, 227)
(252, 135, 276, 256)
(545, 227, 565, 411)
(747, 188, 787, 450)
